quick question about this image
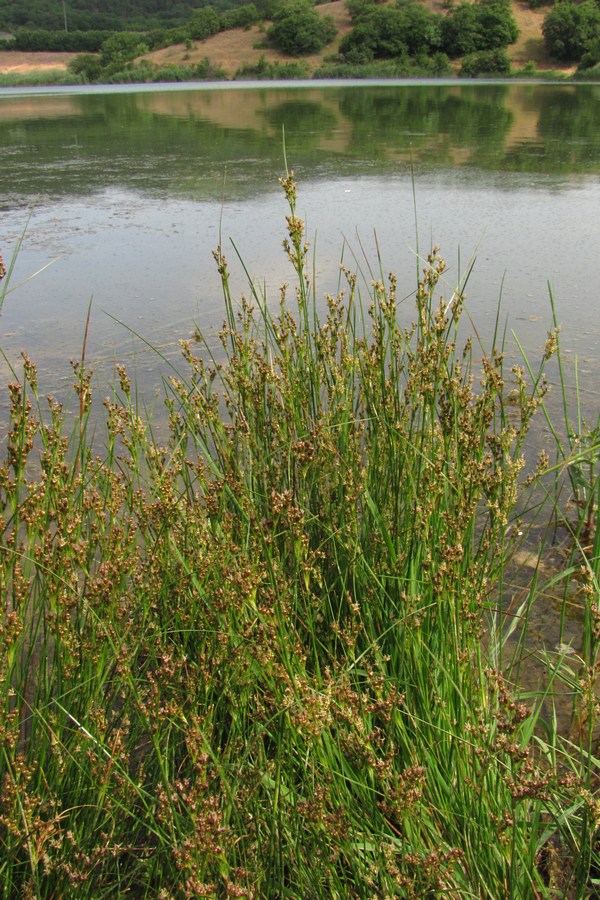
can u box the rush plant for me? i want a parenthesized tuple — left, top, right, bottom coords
(0, 176, 598, 897)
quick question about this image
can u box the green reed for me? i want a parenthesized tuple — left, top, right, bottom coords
(0, 176, 598, 897)
(0, 70, 83, 87)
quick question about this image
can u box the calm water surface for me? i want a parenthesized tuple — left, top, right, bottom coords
(1, 80, 599, 413)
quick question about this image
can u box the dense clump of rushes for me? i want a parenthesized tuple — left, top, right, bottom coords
(0, 176, 598, 897)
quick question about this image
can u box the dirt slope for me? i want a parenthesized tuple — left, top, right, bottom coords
(142, 1, 353, 77)
(509, 0, 570, 70)
(0, 50, 80, 72)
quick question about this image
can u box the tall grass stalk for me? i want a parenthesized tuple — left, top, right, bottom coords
(0, 220, 57, 318)
(0, 176, 598, 896)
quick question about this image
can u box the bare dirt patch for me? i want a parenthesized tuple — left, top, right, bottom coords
(508, 0, 570, 70)
(0, 51, 79, 73)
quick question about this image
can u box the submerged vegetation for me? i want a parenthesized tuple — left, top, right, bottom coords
(0, 177, 599, 896)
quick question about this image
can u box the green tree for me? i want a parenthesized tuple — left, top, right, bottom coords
(478, 0, 518, 48)
(579, 34, 600, 68)
(221, 3, 260, 29)
(100, 32, 149, 67)
(346, 0, 386, 22)
(68, 52, 104, 82)
(440, 2, 481, 56)
(189, 6, 221, 40)
(13, 29, 110, 51)
(441, 0, 517, 57)
(340, 2, 442, 63)
(543, 0, 600, 61)
(459, 47, 511, 75)
(268, 1, 336, 55)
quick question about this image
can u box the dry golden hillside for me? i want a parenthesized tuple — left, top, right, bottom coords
(0, 50, 80, 73)
(141, 1, 353, 77)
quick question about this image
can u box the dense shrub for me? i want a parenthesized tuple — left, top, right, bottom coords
(441, 0, 518, 57)
(340, 2, 442, 62)
(12, 29, 111, 52)
(145, 26, 191, 50)
(576, 58, 600, 76)
(542, 0, 600, 61)
(578, 35, 600, 68)
(478, 0, 518, 47)
(221, 3, 261, 29)
(460, 47, 511, 75)
(189, 6, 222, 40)
(67, 52, 104, 82)
(339, 10, 406, 62)
(341, 0, 515, 64)
(415, 49, 452, 75)
(100, 32, 149, 67)
(268, 0, 337, 55)
(346, 0, 387, 22)
(253, 0, 282, 18)
(440, 3, 481, 56)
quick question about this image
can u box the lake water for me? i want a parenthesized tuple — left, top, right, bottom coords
(1, 80, 599, 417)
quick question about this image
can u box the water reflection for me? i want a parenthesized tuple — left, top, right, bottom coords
(2, 83, 600, 210)
(0, 82, 598, 413)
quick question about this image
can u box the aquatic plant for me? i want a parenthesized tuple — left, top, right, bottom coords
(0, 176, 598, 897)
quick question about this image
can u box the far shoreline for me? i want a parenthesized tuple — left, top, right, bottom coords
(0, 47, 580, 87)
